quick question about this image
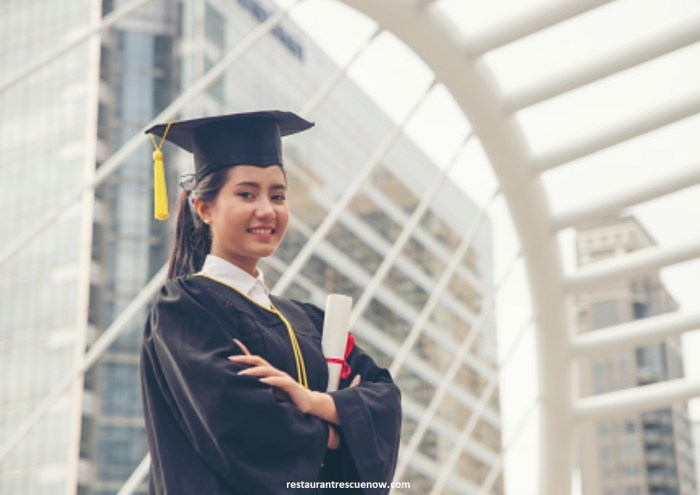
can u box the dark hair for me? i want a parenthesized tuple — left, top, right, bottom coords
(167, 169, 230, 279)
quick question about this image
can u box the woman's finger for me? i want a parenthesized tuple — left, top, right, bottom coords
(233, 338, 252, 355)
(238, 365, 287, 378)
(349, 374, 361, 388)
(259, 375, 291, 387)
(228, 354, 269, 366)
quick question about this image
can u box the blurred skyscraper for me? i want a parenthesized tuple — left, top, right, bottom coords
(0, 1, 104, 494)
(576, 216, 696, 495)
(0, 0, 500, 494)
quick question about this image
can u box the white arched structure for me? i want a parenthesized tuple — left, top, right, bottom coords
(338, 2, 573, 493)
(335, 1, 700, 494)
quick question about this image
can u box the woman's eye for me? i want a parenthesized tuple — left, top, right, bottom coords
(238, 191, 254, 199)
(272, 194, 287, 202)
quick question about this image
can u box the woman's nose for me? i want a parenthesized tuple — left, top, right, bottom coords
(255, 198, 275, 219)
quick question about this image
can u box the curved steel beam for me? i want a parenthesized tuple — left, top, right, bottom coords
(532, 91, 700, 172)
(505, 14, 700, 112)
(551, 159, 700, 230)
(575, 377, 700, 421)
(571, 309, 700, 358)
(565, 237, 700, 292)
(337, 1, 574, 494)
(466, 0, 615, 55)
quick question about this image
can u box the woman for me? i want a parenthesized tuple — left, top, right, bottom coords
(140, 111, 402, 494)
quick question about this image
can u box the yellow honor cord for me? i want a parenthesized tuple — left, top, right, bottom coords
(272, 306, 309, 389)
(191, 274, 309, 389)
(150, 120, 176, 220)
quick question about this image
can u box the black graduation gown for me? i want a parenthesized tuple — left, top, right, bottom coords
(140, 274, 402, 495)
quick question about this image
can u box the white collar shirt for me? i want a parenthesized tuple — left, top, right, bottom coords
(198, 254, 272, 308)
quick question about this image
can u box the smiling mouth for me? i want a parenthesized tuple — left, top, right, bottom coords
(248, 228, 275, 234)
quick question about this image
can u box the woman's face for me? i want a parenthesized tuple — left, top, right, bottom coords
(195, 165, 289, 276)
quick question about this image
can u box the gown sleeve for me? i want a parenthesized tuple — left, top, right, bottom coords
(142, 279, 328, 493)
(299, 302, 402, 495)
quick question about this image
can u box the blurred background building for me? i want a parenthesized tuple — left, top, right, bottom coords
(0, 1, 102, 494)
(576, 216, 696, 495)
(0, 0, 499, 494)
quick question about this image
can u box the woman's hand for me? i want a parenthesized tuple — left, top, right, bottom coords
(327, 424, 340, 450)
(229, 339, 362, 425)
(229, 339, 314, 414)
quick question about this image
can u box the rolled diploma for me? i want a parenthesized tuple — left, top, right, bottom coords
(322, 294, 353, 392)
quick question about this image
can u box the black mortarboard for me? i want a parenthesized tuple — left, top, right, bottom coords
(145, 110, 314, 220)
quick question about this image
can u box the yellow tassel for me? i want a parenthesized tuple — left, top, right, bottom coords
(153, 149, 168, 220)
(150, 120, 176, 221)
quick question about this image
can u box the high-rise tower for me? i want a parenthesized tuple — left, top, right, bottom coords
(577, 216, 696, 495)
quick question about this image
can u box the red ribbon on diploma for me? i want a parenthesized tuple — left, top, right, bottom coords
(326, 334, 355, 379)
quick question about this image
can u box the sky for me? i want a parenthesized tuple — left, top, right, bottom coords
(280, 0, 700, 493)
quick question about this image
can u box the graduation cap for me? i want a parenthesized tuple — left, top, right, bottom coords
(145, 110, 314, 220)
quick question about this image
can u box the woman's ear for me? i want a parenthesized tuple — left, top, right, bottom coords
(193, 197, 211, 225)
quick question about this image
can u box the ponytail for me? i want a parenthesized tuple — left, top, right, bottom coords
(167, 168, 230, 279)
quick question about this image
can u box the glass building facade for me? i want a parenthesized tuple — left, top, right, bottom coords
(0, 0, 501, 494)
(0, 0, 101, 494)
(86, 3, 178, 493)
(577, 216, 696, 495)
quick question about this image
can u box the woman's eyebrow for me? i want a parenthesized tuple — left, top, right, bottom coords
(234, 181, 287, 190)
